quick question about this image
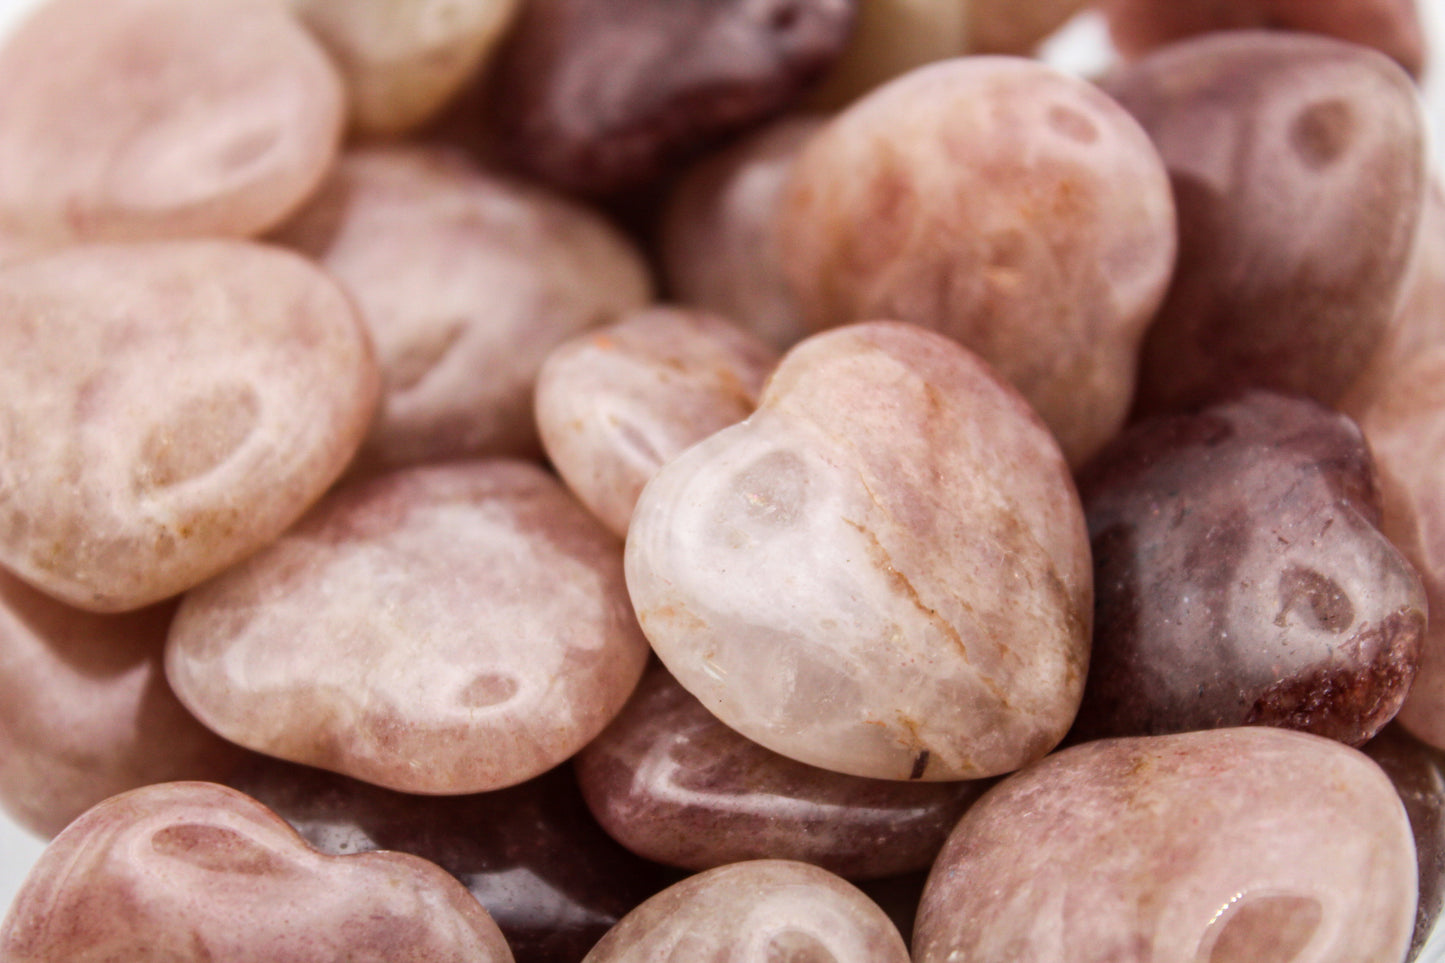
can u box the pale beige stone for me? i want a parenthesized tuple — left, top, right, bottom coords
(805, 0, 971, 109)
(292, 0, 519, 136)
(779, 57, 1177, 467)
(0, 782, 514, 962)
(0, 571, 245, 839)
(662, 117, 822, 351)
(167, 461, 650, 795)
(272, 145, 653, 469)
(0, 0, 344, 243)
(0, 240, 379, 613)
(536, 307, 779, 538)
(913, 728, 1417, 962)
(582, 860, 909, 962)
(625, 322, 1092, 782)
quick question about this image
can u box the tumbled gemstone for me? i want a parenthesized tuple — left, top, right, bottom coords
(575, 666, 988, 879)
(582, 860, 909, 962)
(272, 145, 652, 469)
(0, 782, 513, 962)
(0, 570, 244, 839)
(535, 307, 778, 538)
(1363, 724, 1445, 960)
(661, 117, 822, 351)
(626, 322, 1091, 782)
(485, 0, 856, 194)
(0, 0, 344, 242)
(1075, 390, 1426, 746)
(804, 0, 970, 109)
(778, 56, 1176, 466)
(913, 728, 1417, 962)
(966, 0, 1089, 55)
(291, 0, 520, 136)
(0, 240, 379, 612)
(167, 461, 650, 795)
(1109, 31, 1428, 415)
(228, 759, 676, 963)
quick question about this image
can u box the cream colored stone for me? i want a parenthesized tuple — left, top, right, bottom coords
(536, 307, 778, 538)
(582, 860, 909, 962)
(779, 57, 1177, 467)
(0, 0, 344, 242)
(272, 145, 653, 469)
(292, 0, 519, 136)
(0, 240, 379, 613)
(167, 461, 650, 795)
(662, 117, 822, 351)
(625, 322, 1091, 782)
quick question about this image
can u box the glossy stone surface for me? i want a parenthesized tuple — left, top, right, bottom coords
(1350, 347, 1445, 753)
(485, 0, 856, 194)
(1076, 391, 1426, 747)
(1110, 31, 1428, 416)
(0, 570, 244, 839)
(913, 728, 1417, 962)
(167, 461, 650, 794)
(0, 0, 344, 242)
(1105, 0, 1427, 79)
(292, 0, 519, 135)
(273, 145, 652, 469)
(778, 57, 1176, 467)
(535, 308, 778, 538)
(626, 322, 1091, 782)
(662, 117, 821, 351)
(1363, 724, 1445, 960)
(0, 240, 379, 613)
(229, 760, 676, 963)
(576, 666, 987, 879)
(582, 860, 909, 962)
(0, 782, 514, 962)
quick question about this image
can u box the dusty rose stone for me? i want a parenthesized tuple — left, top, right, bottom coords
(292, 0, 520, 136)
(913, 728, 1417, 962)
(575, 666, 988, 879)
(1105, 0, 1427, 79)
(0, 570, 245, 839)
(485, 0, 856, 194)
(535, 308, 779, 538)
(1076, 391, 1426, 747)
(582, 860, 909, 962)
(778, 57, 1176, 467)
(167, 461, 650, 795)
(272, 145, 652, 469)
(1350, 347, 1445, 755)
(0, 782, 513, 962)
(228, 760, 677, 963)
(626, 322, 1091, 782)
(1109, 31, 1428, 416)
(661, 117, 821, 351)
(1363, 725, 1445, 959)
(0, 240, 379, 613)
(0, 0, 344, 243)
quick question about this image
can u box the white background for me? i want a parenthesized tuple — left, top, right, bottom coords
(0, 0, 1444, 931)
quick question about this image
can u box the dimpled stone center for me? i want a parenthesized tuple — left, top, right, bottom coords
(1205, 894, 1322, 963)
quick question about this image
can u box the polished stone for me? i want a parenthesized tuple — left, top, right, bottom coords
(1364, 724, 1445, 960)
(0, 782, 513, 962)
(167, 461, 650, 794)
(626, 322, 1092, 781)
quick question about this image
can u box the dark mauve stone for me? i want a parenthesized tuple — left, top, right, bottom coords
(484, 0, 856, 194)
(575, 667, 987, 880)
(228, 758, 677, 963)
(1075, 390, 1426, 746)
(1363, 724, 1445, 960)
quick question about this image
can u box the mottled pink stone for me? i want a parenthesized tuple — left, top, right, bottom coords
(0, 0, 345, 243)
(582, 860, 909, 962)
(0, 570, 245, 839)
(913, 728, 1418, 962)
(167, 461, 650, 795)
(0, 782, 514, 962)
(0, 240, 379, 612)
(626, 322, 1091, 782)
